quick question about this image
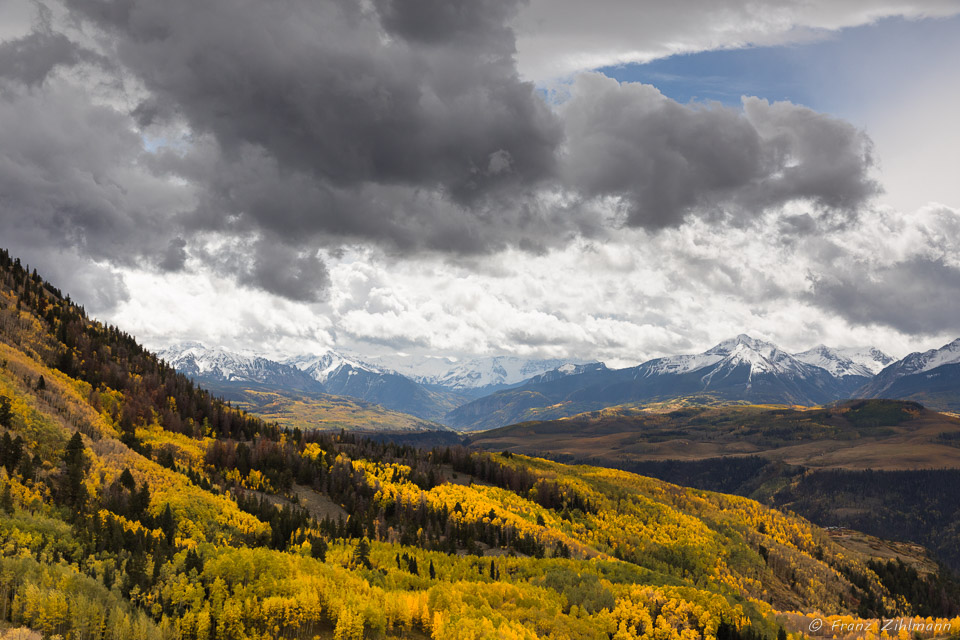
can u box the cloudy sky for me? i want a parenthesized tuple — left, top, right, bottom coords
(1, 0, 959, 366)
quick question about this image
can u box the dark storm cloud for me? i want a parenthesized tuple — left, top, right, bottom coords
(0, 0, 104, 88)
(65, 0, 877, 245)
(0, 71, 193, 311)
(0, 0, 883, 306)
(67, 0, 559, 202)
(561, 74, 879, 228)
(0, 83, 176, 265)
(742, 98, 880, 211)
(148, 136, 591, 256)
(235, 240, 331, 304)
(158, 237, 187, 272)
(373, 0, 520, 47)
(809, 257, 960, 334)
(0, 28, 88, 86)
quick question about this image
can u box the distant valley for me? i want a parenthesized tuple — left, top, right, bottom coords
(467, 399, 960, 570)
(467, 399, 960, 472)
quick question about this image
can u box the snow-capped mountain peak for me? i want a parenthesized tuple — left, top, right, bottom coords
(642, 335, 807, 379)
(157, 343, 307, 385)
(707, 337, 821, 385)
(894, 338, 960, 376)
(282, 351, 383, 384)
(706, 334, 780, 357)
(158, 343, 252, 378)
(793, 345, 894, 378)
(856, 337, 960, 403)
(723, 342, 777, 372)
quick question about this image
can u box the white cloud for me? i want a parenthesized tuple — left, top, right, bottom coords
(864, 64, 960, 212)
(106, 203, 960, 365)
(111, 269, 335, 358)
(513, 0, 960, 81)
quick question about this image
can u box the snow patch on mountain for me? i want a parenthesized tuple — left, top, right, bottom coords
(640, 352, 725, 377)
(157, 344, 583, 395)
(528, 362, 608, 385)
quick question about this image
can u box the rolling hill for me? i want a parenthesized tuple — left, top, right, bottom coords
(468, 399, 960, 571)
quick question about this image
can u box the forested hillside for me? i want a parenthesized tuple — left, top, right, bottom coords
(0, 248, 958, 639)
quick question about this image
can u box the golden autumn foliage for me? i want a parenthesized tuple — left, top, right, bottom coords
(0, 251, 958, 640)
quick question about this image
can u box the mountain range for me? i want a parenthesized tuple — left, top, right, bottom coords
(447, 335, 960, 431)
(157, 343, 584, 422)
(159, 334, 960, 431)
(445, 335, 891, 430)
